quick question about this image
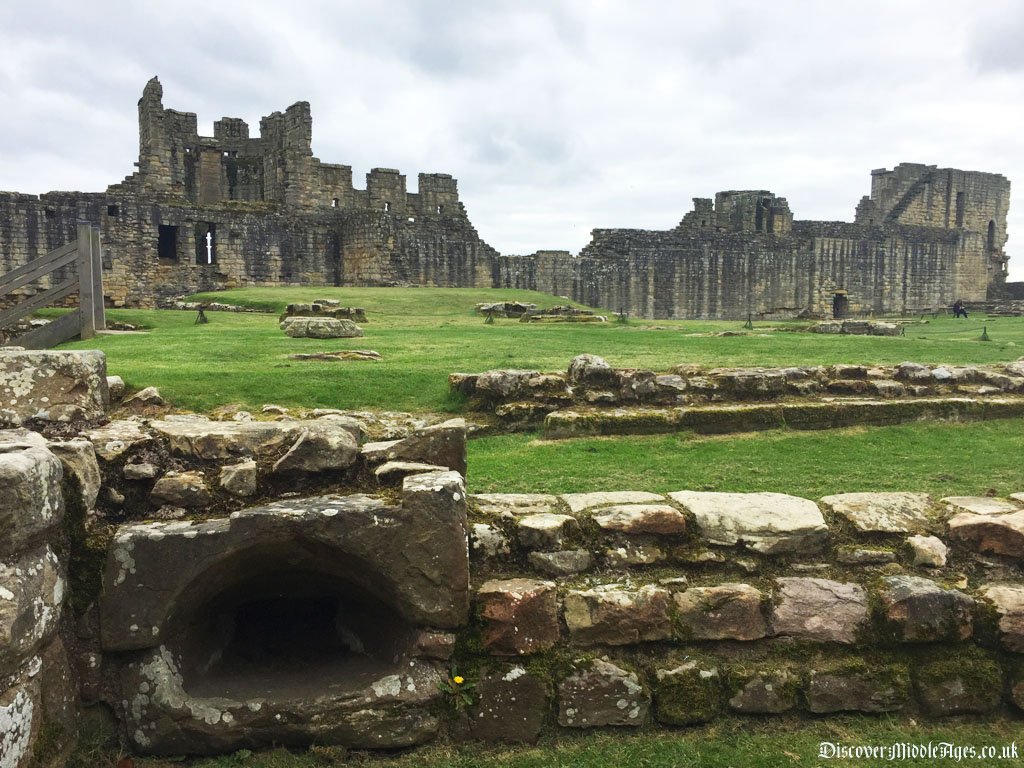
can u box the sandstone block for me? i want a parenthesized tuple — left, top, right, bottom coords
(471, 493, 559, 518)
(382, 418, 467, 477)
(877, 576, 974, 642)
(654, 661, 722, 725)
(563, 585, 671, 646)
(149, 471, 212, 508)
(0, 431, 63, 558)
(271, 425, 360, 474)
(557, 658, 648, 728)
(604, 542, 666, 567)
(474, 370, 539, 400)
(106, 375, 126, 401)
(477, 579, 559, 655)
(517, 513, 578, 550)
(123, 461, 159, 480)
(807, 662, 909, 713)
(728, 669, 799, 713)
(374, 460, 447, 486)
(907, 535, 947, 567)
(218, 459, 258, 497)
(670, 491, 827, 554)
(943, 496, 1022, 516)
(914, 654, 1002, 716)
(151, 415, 360, 462)
(528, 550, 592, 576)
(561, 491, 664, 514)
(770, 577, 868, 644)
(0, 545, 64, 675)
(948, 510, 1024, 557)
(85, 419, 154, 461)
(0, 349, 108, 422)
(673, 583, 767, 641)
(470, 666, 547, 743)
(123, 385, 164, 408)
(280, 317, 363, 338)
(46, 438, 100, 512)
(592, 504, 687, 535)
(979, 584, 1024, 652)
(820, 492, 933, 533)
(567, 354, 617, 389)
(470, 523, 511, 560)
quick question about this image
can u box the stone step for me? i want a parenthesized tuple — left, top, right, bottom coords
(543, 396, 1024, 438)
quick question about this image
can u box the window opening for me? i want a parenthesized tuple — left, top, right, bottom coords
(331, 198, 339, 208)
(384, 201, 391, 212)
(107, 204, 119, 217)
(195, 223, 217, 265)
(987, 220, 996, 251)
(955, 192, 965, 228)
(158, 225, 179, 261)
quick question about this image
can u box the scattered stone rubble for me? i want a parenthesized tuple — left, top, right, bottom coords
(452, 353, 1024, 436)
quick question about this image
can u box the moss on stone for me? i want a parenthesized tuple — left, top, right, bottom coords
(654, 661, 723, 726)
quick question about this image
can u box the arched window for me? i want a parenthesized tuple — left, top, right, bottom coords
(988, 220, 996, 251)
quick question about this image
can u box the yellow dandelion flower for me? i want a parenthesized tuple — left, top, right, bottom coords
(453, 676, 464, 685)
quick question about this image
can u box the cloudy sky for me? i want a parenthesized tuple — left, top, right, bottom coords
(2, 1, 1023, 277)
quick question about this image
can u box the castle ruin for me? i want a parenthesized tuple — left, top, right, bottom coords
(0, 78, 1012, 319)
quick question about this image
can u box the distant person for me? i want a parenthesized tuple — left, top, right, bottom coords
(952, 299, 968, 319)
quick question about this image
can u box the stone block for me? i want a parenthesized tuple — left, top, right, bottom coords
(943, 496, 1022, 516)
(280, 317, 363, 338)
(477, 579, 559, 655)
(820, 492, 933, 533)
(770, 577, 868, 644)
(914, 654, 1002, 716)
(604, 542, 666, 567)
(567, 354, 617, 389)
(517, 513, 578, 550)
(0, 655, 43, 768)
(218, 459, 257, 497)
(0, 431, 63, 559)
(557, 658, 648, 728)
(84, 419, 154, 462)
(907, 535, 947, 567)
(374, 461, 447, 486)
(46, 438, 100, 512)
(948, 510, 1024, 558)
(100, 474, 470, 652)
(528, 550, 592, 576)
(561, 491, 664, 514)
(806, 661, 910, 713)
(0, 545, 64, 676)
(592, 504, 687, 535)
(149, 471, 212, 508)
(0, 349, 108, 423)
(654, 661, 722, 725)
(382, 418, 467, 478)
(470, 493, 559, 519)
(673, 583, 767, 641)
(669, 491, 827, 555)
(979, 584, 1024, 652)
(563, 585, 671, 646)
(470, 666, 547, 743)
(728, 669, 799, 713)
(877, 576, 974, 642)
(470, 523, 510, 560)
(151, 415, 360, 462)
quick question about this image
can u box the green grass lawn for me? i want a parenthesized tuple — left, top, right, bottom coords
(467, 419, 1024, 498)
(52, 287, 1023, 414)
(112, 717, 1024, 768)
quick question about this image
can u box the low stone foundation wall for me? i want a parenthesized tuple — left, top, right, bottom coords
(3, 348, 1024, 763)
(452, 354, 1024, 436)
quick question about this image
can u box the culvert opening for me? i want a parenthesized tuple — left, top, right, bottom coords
(165, 548, 414, 701)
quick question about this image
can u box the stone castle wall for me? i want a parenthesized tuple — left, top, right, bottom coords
(0, 78, 1012, 319)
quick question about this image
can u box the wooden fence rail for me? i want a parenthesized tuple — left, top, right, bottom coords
(0, 222, 106, 348)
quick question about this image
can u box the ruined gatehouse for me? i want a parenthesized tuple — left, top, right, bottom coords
(0, 77, 1012, 319)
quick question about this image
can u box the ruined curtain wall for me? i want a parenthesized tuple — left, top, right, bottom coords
(540, 224, 972, 319)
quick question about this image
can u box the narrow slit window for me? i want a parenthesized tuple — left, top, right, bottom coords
(195, 222, 217, 264)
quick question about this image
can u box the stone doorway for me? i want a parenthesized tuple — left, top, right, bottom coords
(832, 292, 849, 319)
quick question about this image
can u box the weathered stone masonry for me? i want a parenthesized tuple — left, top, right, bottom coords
(0, 79, 1012, 319)
(4, 350, 1024, 764)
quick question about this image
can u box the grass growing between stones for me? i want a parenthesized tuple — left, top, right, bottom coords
(467, 419, 1024, 498)
(125, 717, 1024, 767)
(47, 286, 1024, 413)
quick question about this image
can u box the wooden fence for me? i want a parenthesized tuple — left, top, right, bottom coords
(0, 222, 106, 349)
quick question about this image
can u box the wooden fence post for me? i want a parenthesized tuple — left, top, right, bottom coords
(77, 222, 96, 340)
(89, 225, 106, 331)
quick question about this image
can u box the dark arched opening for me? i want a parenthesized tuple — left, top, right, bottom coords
(162, 542, 414, 701)
(988, 220, 996, 251)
